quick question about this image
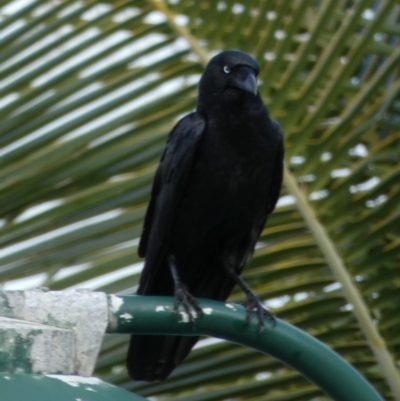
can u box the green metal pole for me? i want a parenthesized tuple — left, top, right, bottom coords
(107, 295, 384, 401)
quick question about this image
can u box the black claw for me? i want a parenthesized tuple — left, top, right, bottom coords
(244, 292, 276, 333)
(168, 255, 202, 323)
(173, 281, 202, 323)
(168, 255, 202, 322)
(226, 267, 276, 333)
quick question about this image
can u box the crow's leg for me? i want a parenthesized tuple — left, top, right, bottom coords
(168, 255, 202, 323)
(226, 266, 276, 333)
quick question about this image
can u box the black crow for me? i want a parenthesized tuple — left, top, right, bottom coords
(127, 50, 284, 382)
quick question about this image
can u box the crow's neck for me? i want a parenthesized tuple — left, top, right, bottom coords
(197, 93, 268, 123)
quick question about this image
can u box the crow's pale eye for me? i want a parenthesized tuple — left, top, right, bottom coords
(223, 66, 231, 74)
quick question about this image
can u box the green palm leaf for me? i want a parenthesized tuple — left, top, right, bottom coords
(1, 1, 399, 400)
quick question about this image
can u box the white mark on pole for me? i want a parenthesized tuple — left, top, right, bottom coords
(179, 311, 197, 322)
(46, 375, 102, 387)
(109, 295, 124, 313)
(225, 303, 237, 310)
(155, 305, 165, 312)
(202, 308, 213, 315)
(120, 313, 133, 320)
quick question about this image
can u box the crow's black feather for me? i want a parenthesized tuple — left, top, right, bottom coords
(127, 50, 284, 382)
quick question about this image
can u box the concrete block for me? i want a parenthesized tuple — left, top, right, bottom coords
(0, 290, 108, 376)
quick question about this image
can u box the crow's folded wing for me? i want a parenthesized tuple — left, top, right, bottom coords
(137, 112, 206, 292)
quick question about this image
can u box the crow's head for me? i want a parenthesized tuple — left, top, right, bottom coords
(197, 50, 260, 110)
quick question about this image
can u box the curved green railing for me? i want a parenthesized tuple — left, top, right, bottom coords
(107, 295, 384, 401)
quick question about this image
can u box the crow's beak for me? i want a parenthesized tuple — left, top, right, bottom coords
(231, 66, 258, 96)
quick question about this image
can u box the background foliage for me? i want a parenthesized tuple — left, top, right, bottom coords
(1, 0, 400, 400)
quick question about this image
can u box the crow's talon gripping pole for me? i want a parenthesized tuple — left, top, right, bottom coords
(168, 255, 202, 323)
(244, 291, 276, 333)
(226, 265, 276, 333)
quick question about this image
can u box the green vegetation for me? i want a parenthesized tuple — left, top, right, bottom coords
(1, 1, 399, 400)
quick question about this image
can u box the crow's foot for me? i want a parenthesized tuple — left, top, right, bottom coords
(173, 281, 202, 323)
(244, 292, 276, 333)
(168, 255, 202, 323)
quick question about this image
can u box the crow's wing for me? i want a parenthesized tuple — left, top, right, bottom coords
(236, 120, 284, 273)
(137, 112, 206, 292)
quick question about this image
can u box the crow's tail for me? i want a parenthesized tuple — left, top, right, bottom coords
(127, 334, 199, 382)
